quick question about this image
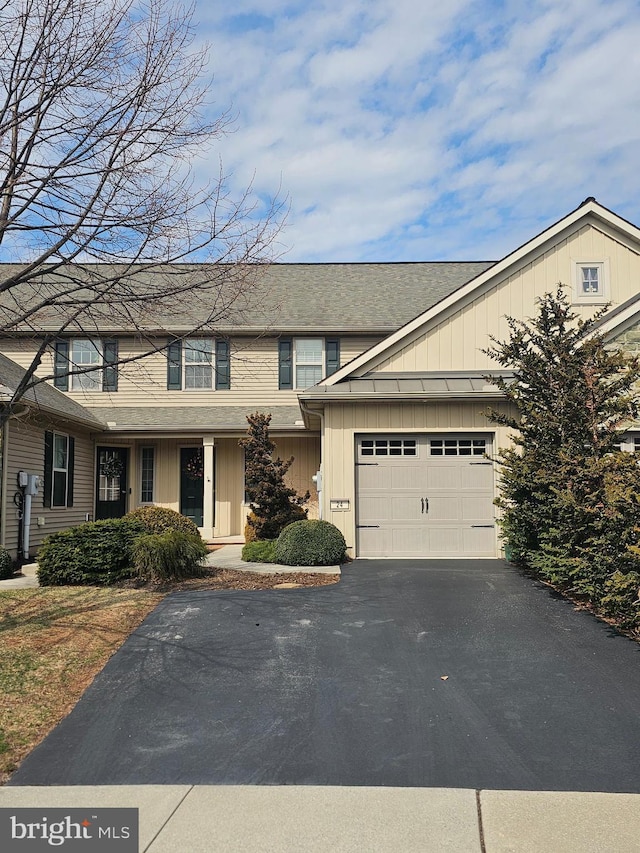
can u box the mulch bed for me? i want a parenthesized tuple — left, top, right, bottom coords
(130, 567, 341, 593)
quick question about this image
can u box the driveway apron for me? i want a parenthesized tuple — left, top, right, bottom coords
(9, 559, 640, 790)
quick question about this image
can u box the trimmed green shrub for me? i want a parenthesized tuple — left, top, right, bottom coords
(242, 540, 277, 563)
(276, 519, 346, 566)
(132, 531, 208, 582)
(125, 506, 200, 537)
(37, 518, 144, 586)
(0, 547, 13, 580)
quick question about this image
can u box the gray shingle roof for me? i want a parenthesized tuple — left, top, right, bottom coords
(85, 405, 306, 432)
(0, 353, 106, 427)
(1, 261, 495, 335)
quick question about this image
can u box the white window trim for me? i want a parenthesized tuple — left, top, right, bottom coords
(52, 432, 69, 508)
(572, 259, 610, 304)
(70, 338, 103, 391)
(183, 338, 214, 391)
(140, 446, 155, 504)
(294, 338, 324, 390)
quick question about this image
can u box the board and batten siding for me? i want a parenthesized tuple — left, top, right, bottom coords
(320, 401, 517, 557)
(0, 335, 383, 410)
(372, 223, 640, 374)
(3, 416, 94, 558)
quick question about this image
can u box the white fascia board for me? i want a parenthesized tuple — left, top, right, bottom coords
(585, 301, 640, 340)
(322, 201, 640, 386)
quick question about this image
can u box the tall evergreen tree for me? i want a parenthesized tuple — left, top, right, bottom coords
(240, 412, 309, 540)
(485, 287, 640, 590)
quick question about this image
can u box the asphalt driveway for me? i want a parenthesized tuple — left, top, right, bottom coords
(9, 559, 640, 790)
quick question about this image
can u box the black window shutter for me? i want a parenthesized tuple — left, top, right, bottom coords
(167, 339, 182, 390)
(215, 339, 230, 390)
(43, 431, 53, 508)
(66, 436, 75, 507)
(103, 339, 118, 392)
(53, 341, 69, 391)
(325, 338, 340, 376)
(278, 338, 293, 390)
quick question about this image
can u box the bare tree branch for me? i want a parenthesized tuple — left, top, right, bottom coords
(0, 0, 284, 422)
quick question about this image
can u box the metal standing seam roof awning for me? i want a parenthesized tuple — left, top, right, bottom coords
(299, 371, 515, 402)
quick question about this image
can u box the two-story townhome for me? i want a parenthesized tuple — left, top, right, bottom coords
(3, 198, 640, 562)
(0, 260, 489, 559)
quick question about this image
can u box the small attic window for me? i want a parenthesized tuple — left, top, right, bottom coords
(573, 260, 608, 304)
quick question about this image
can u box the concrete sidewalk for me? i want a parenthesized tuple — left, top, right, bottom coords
(205, 544, 341, 575)
(1, 786, 639, 852)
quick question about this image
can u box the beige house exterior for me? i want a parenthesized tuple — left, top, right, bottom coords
(2, 198, 640, 560)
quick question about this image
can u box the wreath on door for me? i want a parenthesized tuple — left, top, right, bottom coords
(184, 449, 204, 480)
(101, 455, 124, 478)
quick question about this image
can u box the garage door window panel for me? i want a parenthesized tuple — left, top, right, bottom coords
(430, 438, 486, 456)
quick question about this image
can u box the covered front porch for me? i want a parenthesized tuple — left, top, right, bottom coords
(90, 407, 320, 541)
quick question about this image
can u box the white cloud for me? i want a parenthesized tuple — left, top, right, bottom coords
(191, 0, 640, 261)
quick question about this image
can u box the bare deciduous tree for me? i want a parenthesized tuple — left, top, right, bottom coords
(0, 0, 283, 422)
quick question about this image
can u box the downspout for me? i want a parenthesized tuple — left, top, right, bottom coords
(299, 400, 324, 520)
(0, 416, 6, 552)
(0, 404, 30, 555)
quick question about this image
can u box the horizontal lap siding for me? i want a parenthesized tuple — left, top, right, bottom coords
(0, 335, 384, 410)
(3, 416, 94, 559)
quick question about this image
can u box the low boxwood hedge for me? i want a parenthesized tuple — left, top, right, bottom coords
(275, 519, 346, 566)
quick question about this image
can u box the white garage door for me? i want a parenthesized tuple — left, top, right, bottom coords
(355, 434, 496, 558)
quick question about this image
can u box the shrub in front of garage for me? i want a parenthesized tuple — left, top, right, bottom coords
(37, 518, 145, 586)
(275, 519, 346, 566)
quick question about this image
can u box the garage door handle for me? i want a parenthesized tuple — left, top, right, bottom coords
(471, 524, 494, 528)
(424, 497, 429, 514)
(356, 525, 380, 529)
(421, 498, 424, 514)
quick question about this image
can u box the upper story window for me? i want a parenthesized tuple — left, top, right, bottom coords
(573, 260, 609, 304)
(295, 338, 323, 388)
(184, 339, 212, 389)
(278, 337, 340, 390)
(53, 338, 118, 392)
(166, 338, 230, 390)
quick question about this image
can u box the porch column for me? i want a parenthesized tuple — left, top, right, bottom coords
(201, 434, 215, 540)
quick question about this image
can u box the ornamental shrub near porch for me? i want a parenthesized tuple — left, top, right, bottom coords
(276, 519, 346, 566)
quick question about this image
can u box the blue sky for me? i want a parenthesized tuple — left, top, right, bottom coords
(193, 0, 640, 262)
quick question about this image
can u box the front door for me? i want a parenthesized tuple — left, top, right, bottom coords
(95, 447, 129, 520)
(180, 447, 205, 528)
